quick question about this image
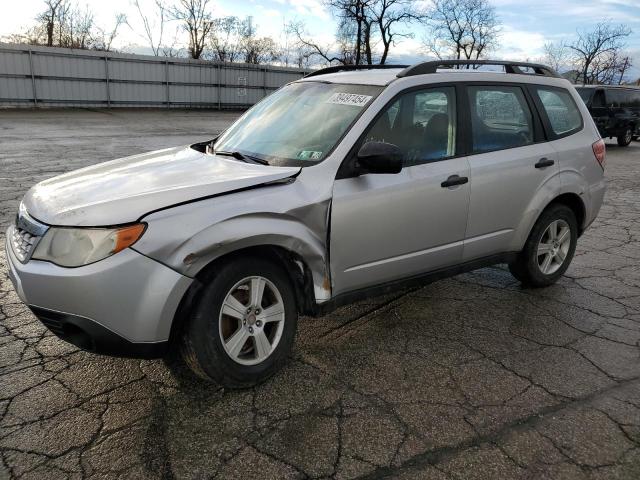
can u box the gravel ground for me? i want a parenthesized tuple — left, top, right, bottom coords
(0, 109, 639, 480)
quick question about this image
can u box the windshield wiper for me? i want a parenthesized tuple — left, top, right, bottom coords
(214, 150, 269, 165)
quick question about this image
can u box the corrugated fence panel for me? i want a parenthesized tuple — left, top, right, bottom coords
(170, 85, 218, 105)
(33, 53, 105, 79)
(0, 50, 31, 75)
(170, 63, 218, 84)
(110, 83, 166, 103)
(108, 59, 166, 82)
(0, 77, 32, 101)
(36, 78, 106, 102)
(0, 44, 308, 108)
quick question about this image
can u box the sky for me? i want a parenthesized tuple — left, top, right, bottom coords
(1, 0, 639, 77)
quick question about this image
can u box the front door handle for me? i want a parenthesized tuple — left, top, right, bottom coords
(441, 175, 469, 188)
(535, 158, 555, 169)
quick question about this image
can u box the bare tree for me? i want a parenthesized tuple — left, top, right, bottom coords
(542, 42, 570, 72)
(424, 0, 500, 62)
(238, 17, 280, 64)
(288, 21, 355, 65)
(170, 0, 214, 59)
(38, 0, 66, 47)
(63, 4, 94, 49)
(568, 22, 632, 84)
(93, 13, 126, 51)
(370, 0, 424, 64)
(133, 0, 169, 56)
(291, 0, 421, 67)
(208, 16, 243, 62)
(282, 21, 314, 68)
(326, 1, 374, 65)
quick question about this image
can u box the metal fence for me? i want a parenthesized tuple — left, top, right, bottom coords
(0, 44, 309, 108)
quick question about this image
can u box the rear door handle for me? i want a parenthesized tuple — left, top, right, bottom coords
(535, 158, 555, 169)
(441, 175, 469, 188)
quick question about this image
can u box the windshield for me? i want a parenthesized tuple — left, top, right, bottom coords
(214, 81, 382, 166)
(575, 88, 593, 104)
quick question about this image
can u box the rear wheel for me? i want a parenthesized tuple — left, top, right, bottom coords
(617, 127, 633, 147)
(181, 257, 298, 388)
(509, 204, 578, 288)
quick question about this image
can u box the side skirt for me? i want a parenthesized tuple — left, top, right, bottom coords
(310, 252, 518, 317)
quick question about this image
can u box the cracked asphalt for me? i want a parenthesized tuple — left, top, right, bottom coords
(1, 109, 640, 479)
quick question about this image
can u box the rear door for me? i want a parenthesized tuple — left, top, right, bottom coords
(462, 84, 559, 261)
(330, 85, 470, 295)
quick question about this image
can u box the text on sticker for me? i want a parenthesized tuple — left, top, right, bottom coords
(326, 93, 373, 107)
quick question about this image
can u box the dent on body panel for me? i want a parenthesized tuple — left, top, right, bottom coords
(137, 183, 333, 302)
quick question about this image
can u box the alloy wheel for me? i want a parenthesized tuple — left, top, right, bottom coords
(218, 276, 286, 365)
(537, 219, 571, 275)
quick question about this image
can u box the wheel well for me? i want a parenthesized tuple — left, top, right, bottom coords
(548, 193, 586, 235)
(168, 245, 316, 347)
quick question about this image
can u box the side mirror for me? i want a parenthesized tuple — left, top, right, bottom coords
(356, 141, 403, 175)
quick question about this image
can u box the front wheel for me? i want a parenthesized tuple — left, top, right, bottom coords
(617, 127, 633, 147)
(509, 204, 578, 288)
(180, 257, 298, 388)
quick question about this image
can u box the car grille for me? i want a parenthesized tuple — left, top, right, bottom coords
(10, 205, 49, 263)
(10, 225, 41, 263)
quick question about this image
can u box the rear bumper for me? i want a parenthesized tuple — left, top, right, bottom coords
(5, 231, 192, 355)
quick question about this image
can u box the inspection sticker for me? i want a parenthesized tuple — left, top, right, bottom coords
(298, 150, 323, 160)
(326, 92, 372, 107)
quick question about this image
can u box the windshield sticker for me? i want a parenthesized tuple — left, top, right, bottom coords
(298, 150, 323, 160)
(326, 93, 373, 107)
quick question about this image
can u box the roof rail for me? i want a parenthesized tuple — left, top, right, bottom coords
(304, 64, 409, 78)
(397, 60, 559, 78)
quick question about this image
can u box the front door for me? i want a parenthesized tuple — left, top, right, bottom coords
(330, 86, 471, 295)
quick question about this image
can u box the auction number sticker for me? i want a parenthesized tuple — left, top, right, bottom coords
(326, 93, 372, 107)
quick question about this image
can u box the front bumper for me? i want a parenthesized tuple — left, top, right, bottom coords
(5, 232, 192, 358)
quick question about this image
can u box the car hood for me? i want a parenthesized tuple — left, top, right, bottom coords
(23, 145, 300, 226)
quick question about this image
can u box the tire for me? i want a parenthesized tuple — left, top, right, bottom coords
(509, 204, 578, 288)
(180, 257, 298, 388)
(617, 127, 633, 147)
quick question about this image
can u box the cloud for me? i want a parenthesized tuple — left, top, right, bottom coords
(286, 0, 330, 19)
(495, 25, 548, 60)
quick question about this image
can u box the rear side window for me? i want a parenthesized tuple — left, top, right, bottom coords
(535, 87, 583, 137)
(468, 86, 534, 153)
(605, 89, 627, 107)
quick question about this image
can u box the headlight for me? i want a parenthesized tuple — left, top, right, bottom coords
(32, 223, 146, 267)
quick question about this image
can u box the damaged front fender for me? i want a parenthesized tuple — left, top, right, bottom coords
(132, 180, 333, 304)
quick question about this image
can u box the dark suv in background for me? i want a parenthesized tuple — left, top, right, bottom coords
(575, 85, 640, 146)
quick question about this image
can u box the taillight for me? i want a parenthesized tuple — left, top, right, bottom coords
(592, 139, 606, 170)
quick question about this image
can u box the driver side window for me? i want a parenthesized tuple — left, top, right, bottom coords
(363, 87, 457, 167)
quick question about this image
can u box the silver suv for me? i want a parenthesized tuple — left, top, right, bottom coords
(6, 60, 606, 387)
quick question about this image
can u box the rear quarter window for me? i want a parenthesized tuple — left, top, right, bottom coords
(534, 87, 583, 138)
